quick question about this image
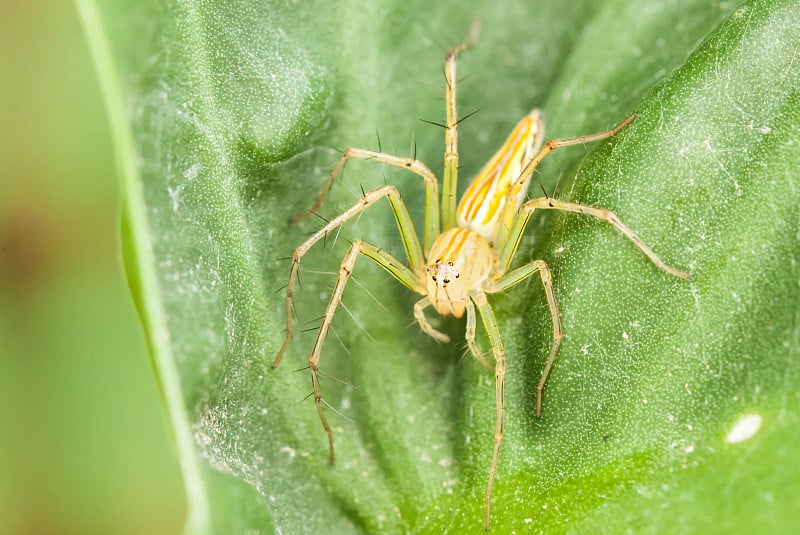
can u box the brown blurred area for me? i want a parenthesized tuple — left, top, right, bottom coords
(0, 2, 185, 534)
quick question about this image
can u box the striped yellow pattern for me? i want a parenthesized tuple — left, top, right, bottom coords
(428, 226, 474, 262)
(456, 112, 541, 241)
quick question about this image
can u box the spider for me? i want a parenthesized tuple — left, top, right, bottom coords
(271, 28, 689, 531)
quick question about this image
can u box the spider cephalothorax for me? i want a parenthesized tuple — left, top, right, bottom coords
(424, 227, 494, 318)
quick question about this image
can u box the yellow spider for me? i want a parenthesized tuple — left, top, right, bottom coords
(272, 29, 689, 531)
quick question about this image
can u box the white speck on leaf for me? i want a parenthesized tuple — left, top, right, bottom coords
(726, 413, 762, 444)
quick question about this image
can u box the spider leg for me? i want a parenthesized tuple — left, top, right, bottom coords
(441, 22, 479, 230)
(295, 147, 441, 253)
(307, 240, 419, 465)
(491, 191, 687, 416)
(469, 289, 505, 531)
(273, 185, 424, 368)
(508, 197, 690, 279)
(488, 260, 563, 417)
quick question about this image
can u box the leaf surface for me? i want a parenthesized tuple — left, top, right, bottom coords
(79, 0, 800, 532)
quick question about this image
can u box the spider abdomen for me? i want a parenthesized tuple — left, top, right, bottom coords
(456, 110, 543, 243)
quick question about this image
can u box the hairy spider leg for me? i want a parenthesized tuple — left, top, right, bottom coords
(308, 240, 420, 463)
(271, 185, 424, 370)
(468, 288, 505, 531)
(293, 147, 441, 254)
(441, 22, 480, 230)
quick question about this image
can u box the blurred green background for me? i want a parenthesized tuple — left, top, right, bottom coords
(0, 2, 186, 533)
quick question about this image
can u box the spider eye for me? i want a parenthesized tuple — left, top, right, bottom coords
(432, 275, 437, 282)
(443, 278, 450, 284)
(455, 273, 460, 278)
(447, 261, 454, 266)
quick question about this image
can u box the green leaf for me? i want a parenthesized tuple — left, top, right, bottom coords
(79, 0, 800, 532)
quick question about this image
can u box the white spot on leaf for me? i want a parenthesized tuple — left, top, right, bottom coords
(726, 413, 762, 444)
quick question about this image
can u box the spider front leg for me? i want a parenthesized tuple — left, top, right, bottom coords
(293, 147, 441, 253)
(307, 240, 420, 464)
(488, 259, 563, 417)
(469, 289, 506, 532)
(272, 184, 424, 369)
(441, 22, 479, 230)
